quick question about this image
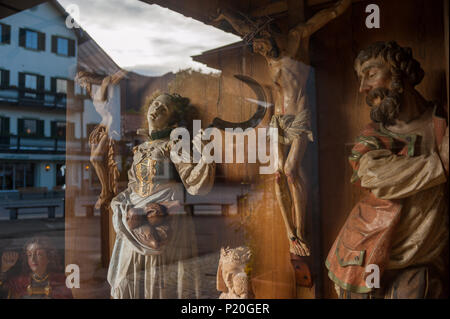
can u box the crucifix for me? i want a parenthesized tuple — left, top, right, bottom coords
(210, 0, 351, 290)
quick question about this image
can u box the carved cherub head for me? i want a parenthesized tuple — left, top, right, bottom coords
(217, 246, 251, 298)
(354, 41, 425, 125)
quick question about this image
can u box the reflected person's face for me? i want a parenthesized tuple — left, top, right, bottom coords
(26, 243, 48, 276)
(147, 95, 174, 131)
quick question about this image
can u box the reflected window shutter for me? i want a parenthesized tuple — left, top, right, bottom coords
(18, 119, 24, 135)
(37, 75, 45, 100)
(1, 117, 10, 135)
(51, 121, 56, 137)
(18, 72, 25, 98)
(4, 24, 10, 44)
(4, 70, 9, 87)
(1, 70, 9, 88)
(38, 75, 45, 92)
(4, 117, 10, 135)
(68, 39, 75, 57)
(1, 24, 11, 44)
(51, 77, 56, 93)
(51, 35, 57, 53)
(38, 32, 45, 51)
(18, 72, 25, 88)
(19, 28, 25, 47)
(37, 120, 44, 137)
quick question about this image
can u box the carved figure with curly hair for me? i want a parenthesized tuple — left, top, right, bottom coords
(107, 92, 215, 299)
(326, 41, 449, 299)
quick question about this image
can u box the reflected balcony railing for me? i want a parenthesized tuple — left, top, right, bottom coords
(0, 135, 98, 155)
(0, 134, 66, 153)
(0, 135, 96, 155)
(0, 87, 83, 109)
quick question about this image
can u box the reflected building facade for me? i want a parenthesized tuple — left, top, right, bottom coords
(0, 2, 125, 209)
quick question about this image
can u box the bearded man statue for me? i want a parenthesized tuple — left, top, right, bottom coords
(326, 41, 449, 299)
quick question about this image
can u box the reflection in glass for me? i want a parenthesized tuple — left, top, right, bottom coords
(56, 37, 68, 56)
(25, 30, 38, 50)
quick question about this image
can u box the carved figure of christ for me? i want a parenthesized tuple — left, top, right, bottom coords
(211, 0, 351, 256)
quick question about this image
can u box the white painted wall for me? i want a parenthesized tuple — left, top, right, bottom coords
(38, 161, 55, 190)
(0, 3, 77, 86)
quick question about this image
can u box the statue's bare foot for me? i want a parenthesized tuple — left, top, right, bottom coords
(297, 239, 310, 256)
(290, 237, 310, 256)
(126, 207, 145, 229)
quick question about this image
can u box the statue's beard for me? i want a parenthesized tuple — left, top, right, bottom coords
(366, 87, 402, 126)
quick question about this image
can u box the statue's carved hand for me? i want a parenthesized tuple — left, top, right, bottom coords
(1, 251, 19, 273)
(209, 7, 225, 23)
(333, 0, 352, 17)
(101, 75, 112, 87)
(133, 224, 160, 249)
(110, 70, 128, 85)
(145, 202, 168, 226)
(132, 224, 170, 250)
(126, 207, 145, 230)
(95, 197, 105, 210)
(128, 203, 171, 249)
(155, 225, 170, 244)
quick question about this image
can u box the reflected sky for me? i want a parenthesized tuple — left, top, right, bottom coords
(57, 0, 241, 76)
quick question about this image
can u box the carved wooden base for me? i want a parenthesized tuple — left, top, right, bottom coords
(290, 253, 313, 288)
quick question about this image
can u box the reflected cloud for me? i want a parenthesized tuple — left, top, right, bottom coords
(57, 0, 241, 76)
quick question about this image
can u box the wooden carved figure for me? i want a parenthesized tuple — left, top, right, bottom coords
(326, 41, 449, 299)
(210, 0, 351, 271)
(75, 70, 125, 210)
(106, 93, 215, 299)
(217, 246, 251, 299)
